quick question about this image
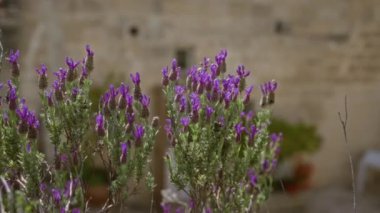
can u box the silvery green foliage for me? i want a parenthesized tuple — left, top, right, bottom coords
(162, 51, 281, 212)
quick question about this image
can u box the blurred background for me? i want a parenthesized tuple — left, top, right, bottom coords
(1, 0, 380, 212)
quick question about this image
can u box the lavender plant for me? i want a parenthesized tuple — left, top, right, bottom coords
(0, 45, 158, 212)
(162, 50, 282, 212)
(94, 72, 159, 210)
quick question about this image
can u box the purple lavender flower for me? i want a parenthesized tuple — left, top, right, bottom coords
(262, 159, 270, 172)
(85, 44, 94, 72)
(53, 80, 64, 101)
(190, 93, 200, 123)
(247, 169, 258, 188)
(54, 68, 68, 83)
(134, 125, 145, 146)
(189, 93, 201, 113)
(95, 113, 106, 137)
(7, 50, 20, 77)
(174, 85, 185, 102)
(236, 65, 250, 79)
(71, 87, 80, 100)
(39, 183, 47, 192)
(140, 94, 150, 118)
(51, 188, 62, 205)
(86, 44, 94, 57)
(161, 203, 171, 213)
(130, 72, 142, 99)
(7, 49, 20, 64)
(215, 49, 227, 74)
(125, 114, 134, 133)
(270, 132, 283, 145)
(120, 142, 129, 163)
(234, 122, 245, 143)
(179, 96, 186, 113)
(248, 124, 257, 145)
(46, 90, 54, 107)
(60, 154, 69, 168)
(205, 208, 213, 213)
(241, 111, 254, 123)
(180, 116, 190, 131)
(63, 179, 79, 198)
(125, 94, 134, 114)
(224, 91, 232, 109)
(162, 67, 169, 86)
(118, 83, 129, 109)
(126, 112, 135, 125)
(210, 63, 218, 79)
(36, 64, 48, 90)
(243, 85, 254, 105)
(7, 80, 18, 111)
(130, 72, 141, 86)
(79, 66, 88, 85)
(26, 142, 31, 153)
(27, 111, 39, 139)
(260, 80, 277, 106)
(108, 84, 118, 110)
(66, 57, 80, 82)
(205, 106, 214, 122)
(72, 208, 81, 213)
(169, 59, 180, 81)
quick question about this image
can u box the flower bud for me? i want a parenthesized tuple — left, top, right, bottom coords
(151, 116, 159, 129)
(85, 45, 94, 73)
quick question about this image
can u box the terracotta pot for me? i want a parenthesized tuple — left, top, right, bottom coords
(85, 185, 109, 206)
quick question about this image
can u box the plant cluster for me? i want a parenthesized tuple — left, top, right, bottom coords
(0, 46, 158, 212)
(0, 44, 280, 213)
(161, 50, 281, 212)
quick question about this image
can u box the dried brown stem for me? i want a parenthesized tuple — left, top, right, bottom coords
(338, 96, 356, 213)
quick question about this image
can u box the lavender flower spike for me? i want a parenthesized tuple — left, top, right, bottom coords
(51, 188, 62, 205)
(27, 111, 40, 139)
(162, 67, 169, 86)
(120, 142, 129, 163)
(260, 80, 278, 106)
(36, 64, 48, 90)
(118, 83, 129, 109)
(169, 58, 179, 81)
(130, 72, 142, 99)
(66, 57, 80, 82)
(7, 82, 18, 111)
(234, 122, 245, 143)
(205, 106, 214, 122)
(215, 49, 227, 74)
(247, 169, 258, 188)
(85, 44, 94, 72)
(180, 116, 190, 132)
(95, 113, 106, 137)
(130, 72, 141, 86)
(243, 85, 254, 105)
(140, 94, 150, 118)
(7, 49, 20, 77)
(134, 125, 145, 147)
